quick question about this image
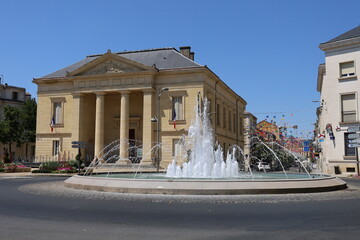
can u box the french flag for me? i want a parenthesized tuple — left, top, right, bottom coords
(50, 117, 55, 132)
(172, 110, 176, 129)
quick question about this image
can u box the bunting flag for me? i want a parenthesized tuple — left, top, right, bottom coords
(50, 117, 55, 132)
(172, 110, 176, 129)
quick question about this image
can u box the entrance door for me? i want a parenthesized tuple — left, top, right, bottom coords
(129, 129, 137, 163)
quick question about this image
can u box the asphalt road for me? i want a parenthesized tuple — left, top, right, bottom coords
(0, 176, 360, 240)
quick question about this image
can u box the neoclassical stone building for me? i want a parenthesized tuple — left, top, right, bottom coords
(33, 46, 246, 167)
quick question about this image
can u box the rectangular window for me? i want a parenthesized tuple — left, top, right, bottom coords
(223, 107, 226, 129)
(52, 140, 60, 156)
(53, 102, 63, 124)
(233, 113, 236, 133)
(228, 111, 232, 131)
(344, 133, 356, 156)
(172, 139, 183, 157)
(341, 94, 356, 122)
(340, 61, 355, 77)
(208, 99, 212, 124)
(172, 97, 183, 120)
(239, 114, 243, 135)
(216, 104, 220, 126)
(12, 92, 18, 101)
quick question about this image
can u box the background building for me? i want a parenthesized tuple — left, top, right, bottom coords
(316, 26, 360, 176)
(243, 111, 257, 168)
(256, 120, 280, 141)
(0, 80, 34, 161)
(33, 47, 247, 168)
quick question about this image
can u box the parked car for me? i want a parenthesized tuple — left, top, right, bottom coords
(257, 162, 271, 171)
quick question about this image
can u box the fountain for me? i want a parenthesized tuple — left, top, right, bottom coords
(64, 98, 347, 194)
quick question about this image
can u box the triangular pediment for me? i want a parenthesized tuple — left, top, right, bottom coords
(68, 52, 157, 76)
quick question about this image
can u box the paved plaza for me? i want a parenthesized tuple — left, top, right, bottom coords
(0, 175, 359, 239)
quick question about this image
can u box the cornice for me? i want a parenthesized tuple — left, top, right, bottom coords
(319, 37, 360, 52)
(158, 66, 246, 105)
(68, 52, 158, 77)
(33, 71, 157, 85)
(317, 64, 325, 93)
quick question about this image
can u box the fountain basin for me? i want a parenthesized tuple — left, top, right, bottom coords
(64, 174, 347, 195)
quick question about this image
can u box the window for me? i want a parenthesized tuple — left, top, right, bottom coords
(341, 94, 356, 122)
(52, 140, 60, 156)
(233, 113, 236, 133)
(340, 61, 355, 78)
(53, 102, 63, 124)
(208, 99, 212, 124)
(228, 111, 232, 131)
(344, 133, 356, 156)
(216, 104, 220, 126)
(223, 107, 226, 129)
(12, 92, 18, 101)
(172, 139, 183, 157)
(172, 97, 183, 120)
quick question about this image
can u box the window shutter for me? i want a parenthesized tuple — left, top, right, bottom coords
(340, 62, 355, 76)
(342, 94, 356, 112)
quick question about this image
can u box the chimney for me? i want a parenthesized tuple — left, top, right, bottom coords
(189, 52, 195, 61)
(179, 46, 191, 59)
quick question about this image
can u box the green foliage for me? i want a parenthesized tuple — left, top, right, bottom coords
(0, 160, 4, 170)
(67, 160, 78, 168)
(0, 99, 37, 160)
(39, 161, 61, 171)
(20, 99, 37, 143)
(0, 105, 22, 145)
(36, 160, 77, 173)
(250, 141, 296, 171)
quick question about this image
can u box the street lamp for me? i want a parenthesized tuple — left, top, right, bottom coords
(155, 87, 169, 171)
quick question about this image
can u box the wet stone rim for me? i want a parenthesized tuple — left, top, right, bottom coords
(19, 180, 360, 204)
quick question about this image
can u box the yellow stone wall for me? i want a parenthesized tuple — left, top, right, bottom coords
(34, 61, 246, 166)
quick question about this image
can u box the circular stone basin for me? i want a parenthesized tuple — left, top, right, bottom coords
(64, 173, 347, 195)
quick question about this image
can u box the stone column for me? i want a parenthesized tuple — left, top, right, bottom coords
(119, 91, 130, 161)
(94, 92, 105, 158)
(141, 89, 154, 164)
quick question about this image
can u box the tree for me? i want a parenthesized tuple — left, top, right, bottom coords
(0, 105, 23, 162)
(20, 99, 37, 158)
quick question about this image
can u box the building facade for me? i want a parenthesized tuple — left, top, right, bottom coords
(256, 120, 280, 141)
(243, 112, 257, 168)
(33, 47, 247, 167)
(316, 26, 360, 176)
(0, 81, 34, 161)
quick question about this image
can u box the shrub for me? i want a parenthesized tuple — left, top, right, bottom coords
(39, 161, 61, 171)
(34, 161, 77, 174)
(67, 160, 78, 168)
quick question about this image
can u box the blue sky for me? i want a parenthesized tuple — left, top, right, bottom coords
(1, 0, 360, 137)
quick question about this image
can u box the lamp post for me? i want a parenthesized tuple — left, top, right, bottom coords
(155, 87, 169, 171)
